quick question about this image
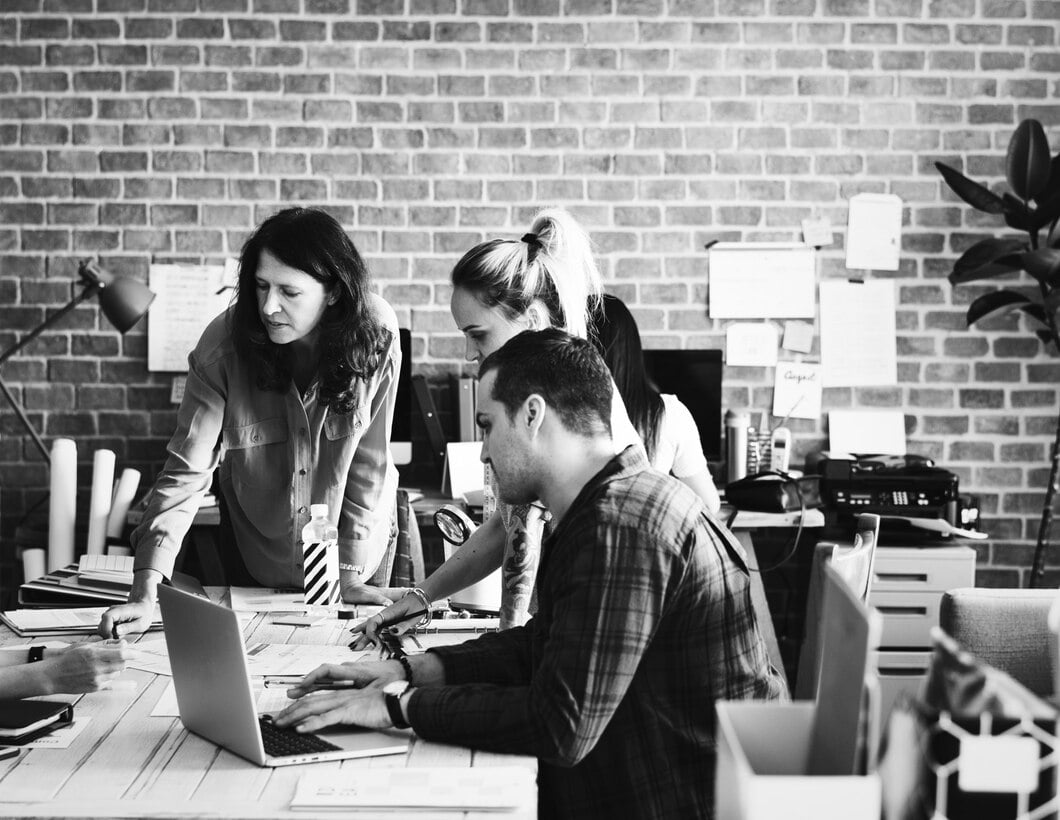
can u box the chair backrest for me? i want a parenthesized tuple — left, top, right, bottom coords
(938, 587, 1060, 698)
(828, 513, 880, 605)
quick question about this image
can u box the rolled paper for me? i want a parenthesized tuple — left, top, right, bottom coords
(22, 547, 46, 582)
(106, 468, 142, 540)
(47, 438, 77, 572)
(85, 449, 116, 556)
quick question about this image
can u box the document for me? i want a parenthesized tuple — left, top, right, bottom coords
(828, 410, 906, 455)
(772, 362, 822, 420)
(819, 279, 897, 387)
(148, 264, 235, 372)
(708, 243, 816, 318)
(291, 767, 537, 812)
(725, 323, 778, 366)
(846, 193, 902, 272)
(244, 643, 371, 676)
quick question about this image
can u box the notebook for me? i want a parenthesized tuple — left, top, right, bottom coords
(157, 585, 409, 767)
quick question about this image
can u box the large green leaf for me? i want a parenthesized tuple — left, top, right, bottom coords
(1007, 119, 1052, 202)
(949, 237, 1027, 284)
(966, 289, 1034, 325)
(936, 162, 1007, 214)
(1022, 248, 1060, 286)
(1003, 193, 1032, 231)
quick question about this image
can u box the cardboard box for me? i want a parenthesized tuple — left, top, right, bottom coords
(715, 702, 881, 820)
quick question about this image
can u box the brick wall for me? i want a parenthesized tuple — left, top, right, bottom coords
(2, 0, 1060, 595)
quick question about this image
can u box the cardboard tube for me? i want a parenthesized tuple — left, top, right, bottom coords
(47, 438, 77, 572)
(86, 449, 115, 556)
(106, 468, 141, 540)
(22, 547, 46, 582)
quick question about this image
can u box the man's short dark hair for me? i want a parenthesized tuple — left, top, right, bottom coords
(479, 329, 612, 438)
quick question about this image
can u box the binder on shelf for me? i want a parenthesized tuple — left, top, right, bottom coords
(449, 374, 479, 443)
(412, 374, 447, 468)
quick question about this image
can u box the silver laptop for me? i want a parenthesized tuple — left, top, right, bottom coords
(157, 584, 409, 767)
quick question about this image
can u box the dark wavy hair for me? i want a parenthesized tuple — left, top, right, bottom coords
(593, 294, 664, 461)
(230, 207, 390, 413)
(480, 329, 612, 439)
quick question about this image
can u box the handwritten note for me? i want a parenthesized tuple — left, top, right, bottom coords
(772, 362, 822, 420)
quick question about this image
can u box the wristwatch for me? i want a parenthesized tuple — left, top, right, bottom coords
(383, 680, 411, 729)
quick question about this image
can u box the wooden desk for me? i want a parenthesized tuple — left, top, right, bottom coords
(0, 595, 536, 818)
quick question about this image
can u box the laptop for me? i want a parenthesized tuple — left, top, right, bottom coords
(157, 584, 410, 767)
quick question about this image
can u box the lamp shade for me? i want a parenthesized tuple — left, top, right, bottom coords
(80, 261, 155, 333)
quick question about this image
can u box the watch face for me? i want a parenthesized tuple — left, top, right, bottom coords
(383, 680, 409, 697)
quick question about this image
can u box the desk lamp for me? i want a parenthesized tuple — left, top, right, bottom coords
(0, 260, 156, 462)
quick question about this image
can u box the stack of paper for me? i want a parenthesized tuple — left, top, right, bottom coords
(0, 606, 161, 637)
(290, 767, 536, 812)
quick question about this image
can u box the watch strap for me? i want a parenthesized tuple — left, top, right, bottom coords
(397, 655, 414, 685)
(385, 690, 410, 729)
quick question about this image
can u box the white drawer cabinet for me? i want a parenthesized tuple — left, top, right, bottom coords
(869, 546, 976, 719)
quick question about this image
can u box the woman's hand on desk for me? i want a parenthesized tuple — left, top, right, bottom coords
(347, 593, 421, 650)
(40, 642, 130, 695)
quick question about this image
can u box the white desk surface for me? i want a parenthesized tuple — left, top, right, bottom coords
(0, 591, 536, 819)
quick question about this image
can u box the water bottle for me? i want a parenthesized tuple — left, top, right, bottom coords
(725, 410, 750, 485)
(301, 504, 341, 606)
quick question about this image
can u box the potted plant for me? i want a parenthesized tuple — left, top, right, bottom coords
(936, 119, 1060, 587)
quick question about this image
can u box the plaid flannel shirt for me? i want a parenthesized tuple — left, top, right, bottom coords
(408, 446, 788, 819)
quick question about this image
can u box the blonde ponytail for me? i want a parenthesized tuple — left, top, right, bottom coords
(526, 208, 603, 339)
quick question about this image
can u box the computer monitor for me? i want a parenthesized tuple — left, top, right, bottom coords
(391, 328, 412, 466)
(642, 349, 724, 463)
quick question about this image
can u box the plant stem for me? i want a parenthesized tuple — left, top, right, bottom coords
(1030, 415, 1060, 587)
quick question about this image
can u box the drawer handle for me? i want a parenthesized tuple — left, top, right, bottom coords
(877, 668, 928, 678)
(877, 606, 928, 616)
(875, 573, 928, 583)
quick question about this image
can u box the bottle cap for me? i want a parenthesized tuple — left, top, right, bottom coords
(309, 503, 329, 518)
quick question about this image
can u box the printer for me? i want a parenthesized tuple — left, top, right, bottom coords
(806, 452, 962, 527)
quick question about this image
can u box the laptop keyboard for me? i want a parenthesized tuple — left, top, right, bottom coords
(258, 715, 342, 757)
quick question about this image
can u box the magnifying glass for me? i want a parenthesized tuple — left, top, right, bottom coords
(433, 505, 478, 546)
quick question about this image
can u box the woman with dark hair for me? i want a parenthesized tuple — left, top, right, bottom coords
(100, 207, 402, 637)
(595, 294, 721, 514)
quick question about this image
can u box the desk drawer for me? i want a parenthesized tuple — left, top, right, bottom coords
(872, 546, 976, 593)
(874, 650, 932, 723)
(871, 590, 944, 648)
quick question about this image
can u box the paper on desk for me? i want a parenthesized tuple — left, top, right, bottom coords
(123, 637, 172, 676)
(244, 643, 372, 676)
(22, 717, 91, 749)
(291, 767, 537, 811)
(229, 587, 310, 613)
(820, 279, 897, 387)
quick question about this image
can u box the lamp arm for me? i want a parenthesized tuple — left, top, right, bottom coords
(0, 376, 51, 463)
(0, 284, 99, 368)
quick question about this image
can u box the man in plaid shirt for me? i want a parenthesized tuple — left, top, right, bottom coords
(277, 329, 788, 818)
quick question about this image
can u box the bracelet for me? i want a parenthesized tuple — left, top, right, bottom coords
(397, 655, 415, 686)
(27, 646, 45, 663)
(338, 563, 365, 574)
(403, 588, 433, 628)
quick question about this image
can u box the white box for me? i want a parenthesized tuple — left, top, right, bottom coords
(715, 702, 881, 820)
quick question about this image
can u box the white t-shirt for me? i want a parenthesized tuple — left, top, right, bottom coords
(652, 393, 709, 479)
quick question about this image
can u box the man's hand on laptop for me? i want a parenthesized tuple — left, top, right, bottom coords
(275, 661, 403, 733)
(283, 660, 402, 700)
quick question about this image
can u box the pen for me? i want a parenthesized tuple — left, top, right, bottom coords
(262, 678, 359, 691)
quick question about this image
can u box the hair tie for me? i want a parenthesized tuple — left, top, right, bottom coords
(521, 232, 542, 262)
